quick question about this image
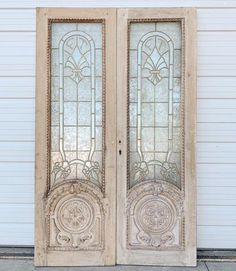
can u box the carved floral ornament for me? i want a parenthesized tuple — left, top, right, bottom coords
(127, 180, 184, 249)
(45, 181, 105, 250)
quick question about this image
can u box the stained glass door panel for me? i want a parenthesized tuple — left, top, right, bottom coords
(117, 9, 197, 266)
(35, 9, 116, 266)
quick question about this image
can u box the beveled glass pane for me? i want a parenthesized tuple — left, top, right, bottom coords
(129, 21, 182, 188)
(50, 22, 103, 188)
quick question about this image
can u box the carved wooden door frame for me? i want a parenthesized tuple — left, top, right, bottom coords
(117, 8, 197, 266)
(35, 8, 116, 266)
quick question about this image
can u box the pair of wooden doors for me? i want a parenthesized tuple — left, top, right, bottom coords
(35, 8, 197, 267)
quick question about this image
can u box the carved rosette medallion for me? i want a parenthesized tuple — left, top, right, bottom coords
(127, 180, 184, 250)
(56, 198, 94, 234)
(45, 180, 105, 250)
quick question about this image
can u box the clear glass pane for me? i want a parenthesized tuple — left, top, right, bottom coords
(129, 21, 182, 188)
(50, 22, 103, 188)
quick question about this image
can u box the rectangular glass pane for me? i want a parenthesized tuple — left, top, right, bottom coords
(50, 22, 104, 188)
(128, 21, 182, 188)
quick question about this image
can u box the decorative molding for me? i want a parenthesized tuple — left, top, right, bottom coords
(45, 180, 105, 251)
(127, 180, 184, 250)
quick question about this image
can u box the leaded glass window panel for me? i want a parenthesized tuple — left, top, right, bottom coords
(128, 22, 182, 189)
(50, 22, 104, 189)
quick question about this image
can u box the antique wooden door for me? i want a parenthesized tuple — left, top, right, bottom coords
(36, 7, 196, 267)
(35, 8, 116, 266)
(117, 8, 197, 266)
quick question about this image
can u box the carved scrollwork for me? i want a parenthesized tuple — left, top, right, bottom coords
(127, 180, 184, 250)
(45, 180, 105, 250)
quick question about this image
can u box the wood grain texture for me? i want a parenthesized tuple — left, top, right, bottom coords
(35, 8, 116, 266)
(116, 8, 197, 266)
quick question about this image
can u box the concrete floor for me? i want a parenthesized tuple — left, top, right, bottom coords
(0, 260, 236, 271)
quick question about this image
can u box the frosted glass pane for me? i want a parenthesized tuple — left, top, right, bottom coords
(129, 21, 182, 188)
(50, 22, 104, 188)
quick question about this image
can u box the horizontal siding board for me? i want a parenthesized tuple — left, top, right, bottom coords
(197, 226, 236, 248)
(0, 224, 33, 246)
(0, 56, 35, 77)
(197, 142, 236, 164)
(198, 55, 236, 77)
(0, 8, 235, 32)
(0, 10, 35, 31)
(197, 123, 236, 142)
(197, 164, 236, 187)
(0, 99, 35, 122)
(0, 122, 35, 141)
(0, 204, 34, 223)
(0, 162, 34, 185)
(198, 9, 236, 30)
(198, 77, 236, 99)
(198, 205, 236, 226)
(0, 77, 35, 99)
(198, 186, 236, 206)
(198, 32, 236, 56)
(0, 32, 35, 57)
(0, 142, 34, 162)
(197, 99, 236, 123)
(0, 185, 34, 204)
(0, 1, 35, 8)
(35, 0, 236, 8)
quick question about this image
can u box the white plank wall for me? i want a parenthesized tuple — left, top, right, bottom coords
(0, 0, 236, 249)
